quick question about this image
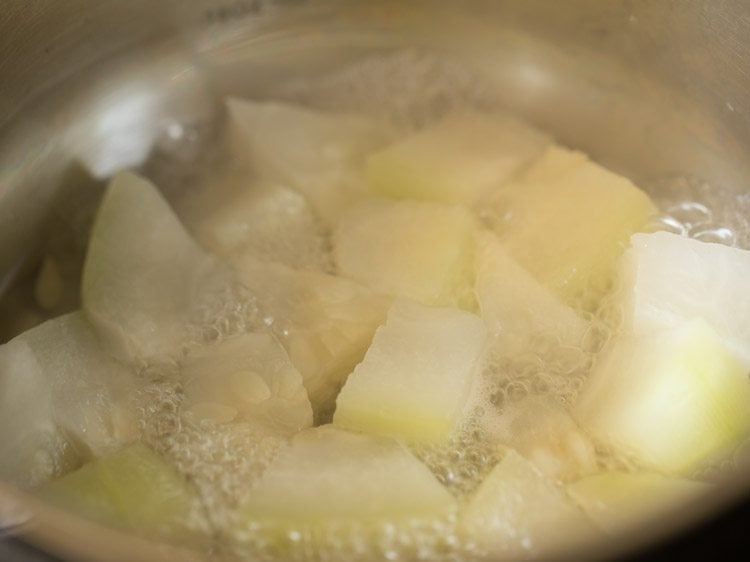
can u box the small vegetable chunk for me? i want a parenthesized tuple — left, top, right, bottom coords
(334, 300, 486, 443)
(576, 319, 750, 474)
(475, 230, 588, 354)
(487, 146, 656, 308)
(233, 258, 389, 420)
(0, 313, 138, 488)
(227, 99, 388, 226)
(334, 199, 478, 308)
(367, 112, 549, 206)
(182, 332, 313, 433)
(460, 449, 598, 557)
(82, 172, 223, 361)
(38, 444, 205, 543)
(236, 426, 454, 532)
(567, 471, 710, 535)
(621, 231, 750, 367)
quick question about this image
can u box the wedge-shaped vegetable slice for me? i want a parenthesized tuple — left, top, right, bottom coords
(233, 258, 389, 421)
(0, 313, 138, 488)
(334, 300, 486, 443)
(367, 111, 549, 205)
(236, 426, 455, 535)
(334, 199, 478, 308)
(621, 231, 750, 367)
(486, 396, 597, 482)
(194, 179, 331, 273)
(487, 146, 656, 308)
(460, 449, 598, 557)
(567, 471, 711, 535)
(475, 230, 588, 354)
(182, 332, 313, 433)
(227, 98, 389, 226)
(38, 444, 206, 544)
(82, 172, 227, 361)
(576, 318, 750, 474)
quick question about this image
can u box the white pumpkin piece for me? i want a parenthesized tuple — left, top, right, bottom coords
(487, 145, 656, 308)
(460, 449, 599, 557)
(232, 257, 389, 420)
(226, 98, 390, 227)
(38, 443, 207, 546)
(567, 471, 711, 536)
(367, 111, 549, 206)
(334, 198, 478, 308)
(485, 395, 597, 482)
(234, 426, 455, 543)
(82, 171, 234, 362)
(621, 231, 750, 367)
(576, 318, 750, 474)
(181, 332, 313, 434)
(0, 313, 139, 488)
(475, 230, 588, 355)
(334, 299, 486, 444)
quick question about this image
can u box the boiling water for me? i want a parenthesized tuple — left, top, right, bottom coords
(5, 49, 750, 560)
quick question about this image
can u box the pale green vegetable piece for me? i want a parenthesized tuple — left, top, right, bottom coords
(226, 98, 389, 226)
(38, 444, 206, 544)
(475, 230, 588, 354)
(576, 318, 750, 474)
(182, 332, 313, 433)
(237, 426, 455, 527)
(487, 145, 656, 308)
(485, 396, 597, 482)
(194, 179, 331, 272)
(368, 111, 549, 205)
(82, 171, 224, 361)
(0, 313, 139, 488)
(460, 449, 599, 557)
(334, 199, 478, 308)
(567, 471, 711, 535)
(334, 300, 486, 443)
(232, 258, 389, 420)
(621, 231, 750, 367)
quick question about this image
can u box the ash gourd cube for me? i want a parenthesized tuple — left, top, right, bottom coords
(576, 232, 750, 474)
(333, 299, 486, 444)
(460, 449, 599, 557)
(487, 145, 657, 309)
(0, 313, 139, 488)
(334, 199, 478, 309)
(367, 111, 550, 206)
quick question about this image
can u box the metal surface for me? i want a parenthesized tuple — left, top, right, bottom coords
(1, 0, 750, 560)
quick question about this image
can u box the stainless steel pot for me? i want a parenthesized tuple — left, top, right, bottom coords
(2, 1, 750, 560)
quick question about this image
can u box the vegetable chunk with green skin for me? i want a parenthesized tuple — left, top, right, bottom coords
(82, 172, 225, 361)
(475, 230, 588, 354)
(576, 318, 750, 474)
(334, 199, 478, 308)
(0, 313, 138, 488)
(460, 449, 599, 557)
(232, 257, 389, 421)
(235, 426, 455, 536)
(487, 145, 656, 308)
(567, 471, 711, 535)
(227, 98, 389, 226)
(334, 300, 486, 443)
(38, 444, 206, 544)
(367, 111, 549, 206)
(621, 231, 750, 367)
(182, 332, 313, 433)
